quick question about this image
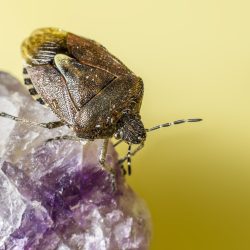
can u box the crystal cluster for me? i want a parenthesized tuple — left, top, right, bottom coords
(0, 72, 151, 250)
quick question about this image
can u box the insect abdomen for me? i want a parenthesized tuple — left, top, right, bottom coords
(22, 67, 45, 105)
(21, 27, 68, 66)
(21, 28, 68, 105)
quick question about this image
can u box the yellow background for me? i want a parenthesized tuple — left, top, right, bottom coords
(1, 1, 250, 249)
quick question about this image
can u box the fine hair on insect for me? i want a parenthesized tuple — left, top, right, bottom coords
(0, 27, 202, 180)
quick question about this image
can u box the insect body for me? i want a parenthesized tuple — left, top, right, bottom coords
(21, 28, 145, 144)
(0, 28, 202, 175)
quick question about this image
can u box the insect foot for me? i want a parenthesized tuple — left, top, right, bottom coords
(0, 71, 152, 250)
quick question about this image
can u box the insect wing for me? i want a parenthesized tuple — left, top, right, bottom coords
(66, 33, 132, 77)
(26, 65, 77, 125)
(54, 54, 116, 110)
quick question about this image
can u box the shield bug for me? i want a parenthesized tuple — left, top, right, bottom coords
(0, 28, 202, 176)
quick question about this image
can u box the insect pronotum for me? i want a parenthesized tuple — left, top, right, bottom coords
(0, 28, 202, 177)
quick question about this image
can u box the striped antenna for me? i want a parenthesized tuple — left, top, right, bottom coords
(146, 118, 202, 132)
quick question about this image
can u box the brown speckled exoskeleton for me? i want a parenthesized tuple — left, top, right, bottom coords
(0, 28, 202, 176)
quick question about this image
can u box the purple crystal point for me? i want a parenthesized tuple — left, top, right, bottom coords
(0, 72, 151, 250)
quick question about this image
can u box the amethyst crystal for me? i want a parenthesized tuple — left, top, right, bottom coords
(0, 72, 151, 250)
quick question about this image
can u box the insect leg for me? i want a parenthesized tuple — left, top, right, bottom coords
(99, 139, 109, 166)
(0, 112, 65, 129)
(120, 164, 127, 176)
(114, 139, 123, 147)
(38, 121, 65, 129)
(127, 144, 132, 175)
(45, 135, 86, 144)
(111, 140, 127, 175)
(99, 139, 116, 191)
(118, 143, 145, 167)
(146, 118, 202, 132)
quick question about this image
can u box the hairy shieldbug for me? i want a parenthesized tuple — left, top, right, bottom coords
(0, 28, 202, 176)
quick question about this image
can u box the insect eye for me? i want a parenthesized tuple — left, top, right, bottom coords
(114, 131, 124, 140)
(119, 131, 124, 139)
(114, 132, 120, 139)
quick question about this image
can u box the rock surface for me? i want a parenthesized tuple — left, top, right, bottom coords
(0, 72, 151, 250)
